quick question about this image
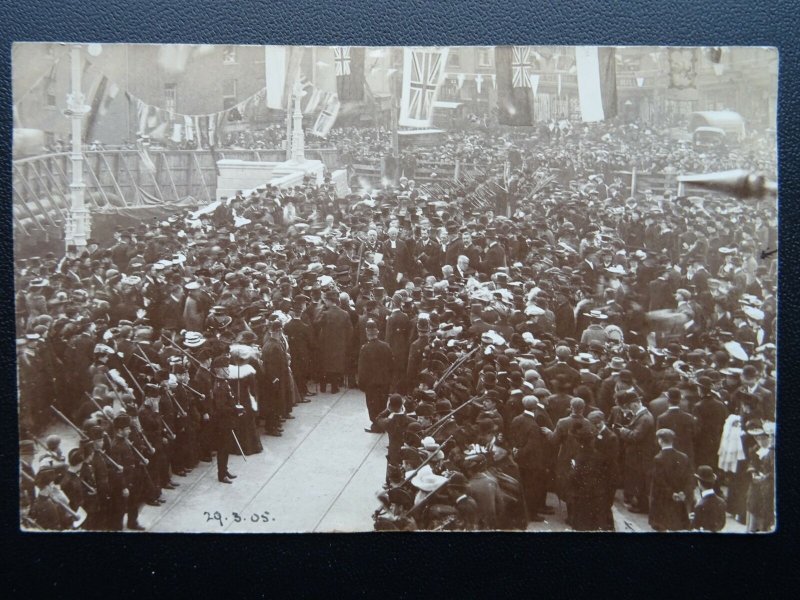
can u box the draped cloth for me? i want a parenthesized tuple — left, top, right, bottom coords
(717, 414, 745, 473)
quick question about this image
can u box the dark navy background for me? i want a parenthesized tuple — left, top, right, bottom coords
(1, 0, 797, 595)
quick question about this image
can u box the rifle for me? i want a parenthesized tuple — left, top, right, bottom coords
(433, 346, 479, 390)
(160, 334, 216, 378)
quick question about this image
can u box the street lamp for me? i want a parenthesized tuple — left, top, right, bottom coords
(63, 44, 96, 252)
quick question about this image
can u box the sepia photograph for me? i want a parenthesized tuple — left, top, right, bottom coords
(13, 43, 777, 533)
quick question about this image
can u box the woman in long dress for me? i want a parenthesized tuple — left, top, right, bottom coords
(226, 346, 263, 456)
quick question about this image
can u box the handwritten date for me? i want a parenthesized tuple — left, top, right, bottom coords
(203, 510, 275, 526)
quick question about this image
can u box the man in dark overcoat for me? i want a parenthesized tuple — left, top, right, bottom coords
(648, 428, 693, 531)
(315, 289, 353, 394)
(283, 295, 315, 397)
(358, 319, 394, 432)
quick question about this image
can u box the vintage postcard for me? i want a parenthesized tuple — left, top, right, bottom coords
(13, 43, 776, 533)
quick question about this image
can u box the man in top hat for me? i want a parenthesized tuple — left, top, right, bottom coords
(260, 320, 292, 436)
(284, 295, 316, 398)
(649, 428, 694, 531)
(359, 319, 395, 433)
(691, 465, 727, 532)
(315, 289, 353, 395)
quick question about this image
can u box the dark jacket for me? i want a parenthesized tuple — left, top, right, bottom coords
(316, 305, 353, 374)
(649, 447, 693, 531)
(509, 412, 548, 472)
(692, 492, 727, 532)
(657, 408, 697, 466)
(375, 409, 413, 464)
(358, 339, 394, 387)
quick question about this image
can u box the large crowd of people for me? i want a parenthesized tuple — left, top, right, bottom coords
(16, 117, 776, 532)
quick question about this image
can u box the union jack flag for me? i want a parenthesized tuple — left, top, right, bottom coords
(512, 46, 532, 88)
(334, 47, 351, 76)
(400, 47, 448, 126)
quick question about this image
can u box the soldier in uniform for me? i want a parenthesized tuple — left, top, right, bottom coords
(358, 319, 394, 433)
(107, 414, 146, 531)
(82, 426, 111, 530)
(211, 356, 242, 483)
(59, 448, 86, 513)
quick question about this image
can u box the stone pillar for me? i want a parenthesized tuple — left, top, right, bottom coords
(64, 44, 92, 252)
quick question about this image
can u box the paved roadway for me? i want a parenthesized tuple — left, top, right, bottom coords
(30, 387, 746, 533)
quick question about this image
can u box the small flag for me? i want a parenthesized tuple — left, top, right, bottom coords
(511, 46, 533, 88)
(575, 46, 617, 122)
(399, 47, 449, 127)
(84, 75, 108, 141)
(99, 82, 119, 116)
(312, 95, 341, 137)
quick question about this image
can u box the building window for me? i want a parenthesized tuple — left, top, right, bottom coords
(448, 51, 461, 68)
(223, 78, 238, 109)
(223, 46, 237, 65)
(164, 83, 177, 114)
(45, 131, 55, 148)
(477, 48, 493, 68)
(441, 78, 459, 101)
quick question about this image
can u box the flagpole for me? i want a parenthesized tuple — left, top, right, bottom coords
(391, 65, 399, 157)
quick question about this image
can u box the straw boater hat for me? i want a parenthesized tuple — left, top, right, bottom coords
(183, 331, 206, 348)
(574, 352, 600, 366)
(583, 309, 608, 320)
